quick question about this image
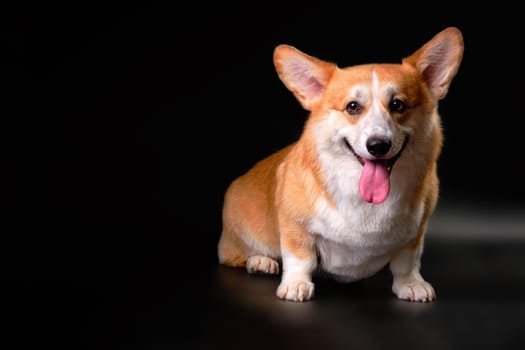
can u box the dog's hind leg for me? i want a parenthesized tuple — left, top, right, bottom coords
(217, 229, 249, 268)
(218, 231, 280, 275)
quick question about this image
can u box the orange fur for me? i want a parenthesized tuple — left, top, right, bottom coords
(218, 27, 463, 302)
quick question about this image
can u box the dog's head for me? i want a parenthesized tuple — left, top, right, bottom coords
(273, 27, 463, 204)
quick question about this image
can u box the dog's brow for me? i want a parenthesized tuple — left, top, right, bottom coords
(382, 83, 398, 97)
(372, 71, 399, 98)
(348, 85, 368, 100)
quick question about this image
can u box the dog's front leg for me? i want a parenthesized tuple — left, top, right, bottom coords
(389, 233, 436, 302)
(276, 217, 317, 302)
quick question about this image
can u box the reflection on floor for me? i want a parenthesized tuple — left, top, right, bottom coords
(429, 198, 525, 240)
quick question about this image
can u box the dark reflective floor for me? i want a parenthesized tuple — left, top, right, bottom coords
(200, 238, 525, 350)
(6, 203, 525, 349)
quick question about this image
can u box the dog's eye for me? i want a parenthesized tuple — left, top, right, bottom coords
(345, 101, 362, 115)
(390, 99, 407, 113)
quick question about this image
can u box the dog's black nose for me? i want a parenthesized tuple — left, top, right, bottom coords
(366, 137, 391, 156)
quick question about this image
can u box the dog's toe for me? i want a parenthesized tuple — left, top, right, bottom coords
(394, 280, 436, 302)
(246, 256, 279, 275)
(276, 280, 314, 302)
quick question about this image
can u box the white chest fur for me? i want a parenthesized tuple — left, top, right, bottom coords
(310, 195, 422, 282)
(309, 145, 424, 282)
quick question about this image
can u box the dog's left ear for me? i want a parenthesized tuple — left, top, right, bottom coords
(403, 27, 464, 100)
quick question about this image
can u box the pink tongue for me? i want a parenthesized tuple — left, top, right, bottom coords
(359, 159, 390, 204)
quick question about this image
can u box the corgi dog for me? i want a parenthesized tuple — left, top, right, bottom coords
(218, 27, 463, 302)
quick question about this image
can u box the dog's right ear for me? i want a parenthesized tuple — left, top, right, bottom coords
(273, 45, 336, 111)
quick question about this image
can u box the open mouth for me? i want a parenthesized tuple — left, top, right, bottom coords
(343, 137, 408, 174)
(343, 137, 409, 204)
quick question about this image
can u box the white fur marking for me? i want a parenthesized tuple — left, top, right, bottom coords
(277, 248, 316, 301)
(372, 70, 379, 92)
(280, 248, 316, 282)
(391, 247, 436, 302)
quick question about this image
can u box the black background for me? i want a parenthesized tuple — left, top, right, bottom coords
(5, 1, 525, 348)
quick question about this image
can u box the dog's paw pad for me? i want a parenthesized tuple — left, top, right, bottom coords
(276, 280, 314, 302)
(246, 256, 279, 275)
(394, 281, 436, 302)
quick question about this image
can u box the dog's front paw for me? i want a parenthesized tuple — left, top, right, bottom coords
(276, 280, 314, 302)
(393, 280, 436, 302)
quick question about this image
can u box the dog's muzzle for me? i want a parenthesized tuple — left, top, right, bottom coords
(344, 135, 409, 204)
(344, 137, 409, 173)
